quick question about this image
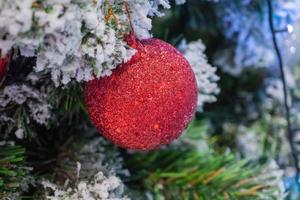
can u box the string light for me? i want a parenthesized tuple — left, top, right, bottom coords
(267, 0, 300, 189)
(287, 24, 294, 33)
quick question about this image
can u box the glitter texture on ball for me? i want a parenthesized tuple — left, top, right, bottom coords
(84, 35, 198, 150)
(0, 51, 9, 82)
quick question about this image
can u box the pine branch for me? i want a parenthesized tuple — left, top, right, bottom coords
(126, 148, 284, 200)
(0, 145, 29, 199)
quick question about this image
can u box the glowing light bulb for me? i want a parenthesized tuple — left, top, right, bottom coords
(287, 24, 294, 33)
(290, 46, 296, 54)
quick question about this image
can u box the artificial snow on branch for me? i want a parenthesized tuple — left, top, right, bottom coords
(181, 40, 220, 110)
(0, 84, 51, 139)
(0, 0, 170, 86)
(42, 169, 129, 200)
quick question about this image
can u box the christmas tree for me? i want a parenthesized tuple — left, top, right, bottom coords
(1, 0, 300, 199)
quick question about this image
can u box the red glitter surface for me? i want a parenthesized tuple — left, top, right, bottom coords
(84, 36, 198, 150)
(0, 51, 9, 81)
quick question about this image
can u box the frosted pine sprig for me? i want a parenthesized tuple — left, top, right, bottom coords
(42, 162, 129, 200)
(0, 84, 51, 139)
(0, 0, 170, 86)
(181, 40, 220, 110)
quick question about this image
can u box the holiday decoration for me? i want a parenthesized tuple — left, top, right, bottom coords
(0, 51, 9, 82)
(0, 0, 295, 198)
(85, 34, 198, 150)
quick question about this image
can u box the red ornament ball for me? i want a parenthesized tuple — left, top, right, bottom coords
(84, 35, 198, 150)
(0, 51, 9, 81)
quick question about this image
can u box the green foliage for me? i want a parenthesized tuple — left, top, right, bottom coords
(0, 145, 28, 198)
(222, 113, 288, 161)
(49, 83, 88, 127)
(126, 120, 284, 200)
(126, 148, 283, 200)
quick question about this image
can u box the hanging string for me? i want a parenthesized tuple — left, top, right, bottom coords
(103, 1, 135, 38)
(123, 1, 144, 50)
(124, 1, 135, 35)
(266, 0, 300, 187)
